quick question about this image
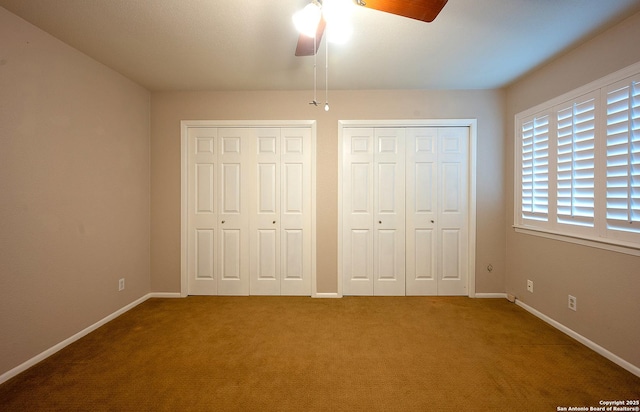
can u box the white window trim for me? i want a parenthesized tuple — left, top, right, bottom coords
(514, 61, 640, 256)
(513, 226, 640, 257)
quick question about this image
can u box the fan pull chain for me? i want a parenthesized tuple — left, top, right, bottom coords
(324, 26, 329, 111)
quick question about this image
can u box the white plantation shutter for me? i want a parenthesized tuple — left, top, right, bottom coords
(521, 114, 549, 222)
(605, 76, 640, 238)
(516, 63, 640, 252)
(556, 95, 596, 228)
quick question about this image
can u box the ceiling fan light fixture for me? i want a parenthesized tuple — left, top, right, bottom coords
(322, 0, 354, 23)
(324, 0, 354, 43)
(326, 19, 353, 44)
(293, 2, 322, 38)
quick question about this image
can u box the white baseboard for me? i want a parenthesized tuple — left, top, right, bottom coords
(314, 293, 508, 299)
(515, 299, 640, 378)
(474, 293, 508, 299)
(149, 292, 183, 298)
(0, 293, 152, 385)
(313, 292, 342, 298)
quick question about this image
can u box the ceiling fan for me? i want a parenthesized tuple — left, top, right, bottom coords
(294, 0, 449, 56)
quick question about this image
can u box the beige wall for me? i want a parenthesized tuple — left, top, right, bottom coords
(150, 89, 506, 294)
(505, 11, 640, 367)
(0, 8, 150, 376)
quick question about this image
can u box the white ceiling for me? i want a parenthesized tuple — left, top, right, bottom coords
(2, 0, 640, 92)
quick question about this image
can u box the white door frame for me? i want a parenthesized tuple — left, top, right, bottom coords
(180, 120, 317, 297)
(338, 119, 478, 297)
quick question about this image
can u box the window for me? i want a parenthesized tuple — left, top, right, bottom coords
(520, 113, 549, 222)
(605, 77, 640, 242)
(515, 64, 640, 252)
(555, 94, 596, 231)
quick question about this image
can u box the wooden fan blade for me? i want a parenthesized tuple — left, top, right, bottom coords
(295, 17, 326, 56)
(359, 0, 448, 23)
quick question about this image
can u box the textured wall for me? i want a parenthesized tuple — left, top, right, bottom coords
(0, 8, 150, 376)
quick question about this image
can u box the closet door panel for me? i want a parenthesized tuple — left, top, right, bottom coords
(377, 229, 399, 279)
(283, 229, 304, 280)
(221, 229, 241, 280)
(342, 128, 375, 295)
(195, 229, 214, 280)
(221, 163, 241, 213)
(374, 128, 406, 295)
(188, 127, 218, 295)
(280, 128, 312, 295)
(346, 229, 373, 294)
(251, 128, 281, 295)
(413, 229, 434, 279)
(217, 128, 251, 295)
(436, 127, 469, 296)
(406, 128, 437, 295)
(257, 229, 277, 280)
(441, 229, 461, 279)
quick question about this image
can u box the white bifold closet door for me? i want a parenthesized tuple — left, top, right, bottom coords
(187, 127, 249, 296)
(187, 127, 311, 296)
(342, 126, 469, 296)
(250, 128, 312, 295)
(342, 128, 406, 296)
(405, 127, 469, 296)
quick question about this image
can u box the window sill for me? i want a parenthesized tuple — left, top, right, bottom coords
(513, 225, 640, 257)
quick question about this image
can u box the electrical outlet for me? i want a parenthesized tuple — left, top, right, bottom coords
(527, 280, 534, 293)
(118, 278, 125, 291)
(568, 295, 577, 311)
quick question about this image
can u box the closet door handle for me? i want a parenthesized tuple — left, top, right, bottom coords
(378, 220, 382, 224)
(431, 220, 435, 223)
(221, 220, 225, 224)
(273, 221, 276, 224)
